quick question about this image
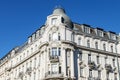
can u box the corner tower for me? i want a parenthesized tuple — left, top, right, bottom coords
(46, 7, 73, 29)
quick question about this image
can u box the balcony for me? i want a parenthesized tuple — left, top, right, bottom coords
(113, 67, 117, 73)
(105, 64, 113, 73)
(88, 61, 97, 70)
(88, 77, 101, 80)
(26, 67, 32, 75)
(5, 66, 12, 72)
(79, 60, 86, 68)
(49, 56, 59, 62)
(97, 64, 103, 71)
(45, 71, 64, 80)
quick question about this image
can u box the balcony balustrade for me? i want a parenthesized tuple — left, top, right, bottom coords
(26, 67, 32, 75)
(105, 64, 113, 73)
(88, 61, 97, 70)
(49, 56, 59, 62)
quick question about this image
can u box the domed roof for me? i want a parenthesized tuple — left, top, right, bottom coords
(52, 7, 73, 28)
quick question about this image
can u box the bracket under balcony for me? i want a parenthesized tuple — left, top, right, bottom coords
(49, 56, 59, 62)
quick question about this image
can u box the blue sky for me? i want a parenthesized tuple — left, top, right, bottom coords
(0, 0, 120, 58)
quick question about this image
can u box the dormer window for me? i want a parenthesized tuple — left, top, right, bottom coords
(51, 18, 57, 25)
(84, 26, 90, 34)
(97, 30, 103, 37)
(110, 33, 116, 40)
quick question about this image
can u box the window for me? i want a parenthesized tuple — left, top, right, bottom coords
(71, 33, 74, 42)
(89, 69, 92, 77)
(88, 54, 91, 62)
(31, 48, 33, 53)
(80, 68, 83, 77)
(59, 66, 61, 73)
(95, 42, 98, 49)
(110, 33, 116, 40)
(79, 52, 82, 61)
(87, 40, 90, 48)
(113, 59, 115, 67)
(52, 33, 58, 41)
(98, 71, 101, 79)
(111, 45, 113, 52)
(51, 48, 58, 56)
(51, 64, 57, 74)
(58, 33, 60, 40)
(84, 26, 90, 34)
(34, 58, 36, 68)
(61, 17, 64, 23)
(103, 44, 106, 51)
(78, 38, 81, 45)
(49, 34, 51, 41)
(51, 18, 57, 25)
(105, 57, 107, 64)
(58, 48, 61, 56)
(97, 56, 99, 64)
(39, 55, 41, 66)
(106, 72, 109, 80)
(114, 73, 117, 80)
(98, 30, 103, 37)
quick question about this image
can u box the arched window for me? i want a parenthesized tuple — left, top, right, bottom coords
(87, 40, 90, 48)
(95, 42, 98, 49)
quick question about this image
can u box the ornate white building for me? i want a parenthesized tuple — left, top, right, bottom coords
(0, 7, 120, 80)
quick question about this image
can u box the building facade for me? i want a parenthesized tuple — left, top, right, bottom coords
(0, 8, 120, 80)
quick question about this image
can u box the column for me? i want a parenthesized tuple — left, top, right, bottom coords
(62, 47, 67, 77)
(71, 49, 75, 78)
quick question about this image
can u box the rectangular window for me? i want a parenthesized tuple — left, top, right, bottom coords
(97, 56, 99, 64)
(78, 38, 81, 45)
(84, 26, 90, 34)
(51, 64, 57, 74)
(88, 54, 91, 62)
(51, 18, 57, 25)
(113, 59, 115, 67)
(98, 71, 101, 79)
(59, 66, 61, 74)
(79, 52, 82, 61)
(89, 69, 92, 77)
(51, 48, 57, 56)
(80, 68, 83, 77)
(97, 30, 103, 37)
(58, 48, 61, 56)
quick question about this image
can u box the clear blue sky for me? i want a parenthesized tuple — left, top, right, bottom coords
(0, 0, 120, 58)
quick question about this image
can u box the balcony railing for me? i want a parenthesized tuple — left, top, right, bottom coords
(5, 66, 12, 72)
(49, 56, 59, 62)
(105, 64, 113, 72)
(26, 67, 32, 75)
(88, 61, 97, 70)
(88, 77, 101, 80)
(45, 71, 64, 79)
